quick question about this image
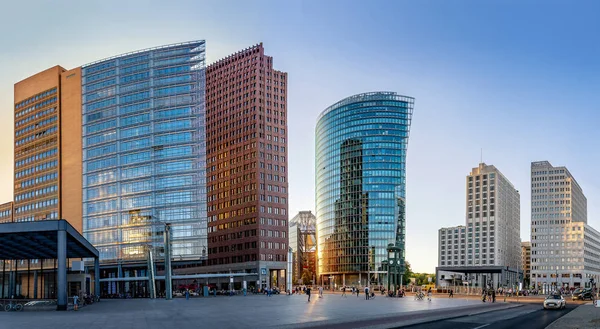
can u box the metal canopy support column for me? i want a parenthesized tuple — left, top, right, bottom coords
(94, 257, 100, 298)
(56, 229, 67, 311)
(164, 223, 172, 300)
(1, 260, 5, 298)
(33, 270, 38, 299)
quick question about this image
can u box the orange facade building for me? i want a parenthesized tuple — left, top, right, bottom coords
(13, 66, 82, 232)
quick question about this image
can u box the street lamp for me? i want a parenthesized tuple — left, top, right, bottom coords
(387, 244, 401, 293)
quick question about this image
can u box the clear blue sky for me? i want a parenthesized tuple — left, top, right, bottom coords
(0, 0, 599, 273)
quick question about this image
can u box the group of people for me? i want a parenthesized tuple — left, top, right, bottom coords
(384, 287, 406, 298)
(292, 286, 324, 302)
(481, 288, 497, 303)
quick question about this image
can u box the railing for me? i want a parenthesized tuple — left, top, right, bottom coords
(0, 298, 56, 311)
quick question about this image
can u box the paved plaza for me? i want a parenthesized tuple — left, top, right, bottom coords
(0, 294, 517, 329)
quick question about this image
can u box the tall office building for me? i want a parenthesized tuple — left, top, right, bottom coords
(3, 40, 288, 296)
(315, 92, 414, 288)
(205, 44, 289, 289)
(80, 41, 208, 294)
(466, 163, 521, 268)
(530, 161, 600, 292)
(521, 241, 531, 286)
(436, 163, 521, 290)
(289, 211, 316, 285)
(13, 66, 83, 231)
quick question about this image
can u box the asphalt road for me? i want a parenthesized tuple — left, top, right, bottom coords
(397, 303, 577, 329)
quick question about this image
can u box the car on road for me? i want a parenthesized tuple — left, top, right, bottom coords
(572, 288, 594, 301)
(543, 293, 566, 310)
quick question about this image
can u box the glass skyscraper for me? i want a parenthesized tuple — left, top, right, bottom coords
(315, 92, 414, 288)
(81, 41, 208, 265)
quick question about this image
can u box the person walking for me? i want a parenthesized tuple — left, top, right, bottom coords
(365, 286, 370, 300)
(427, 287, 432, 301)
(73, 294, 79, 311)
(319, 286, 323, 298)
(306, 287, 312, 302)
(449, 289, 454, 298)
(492, 289, 496, 303)
(185, 289, 190, 300)
(342, 286, 347, 298)
(356, 287, 360, 298)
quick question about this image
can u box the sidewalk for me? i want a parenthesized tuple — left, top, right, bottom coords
(547, 304, 600, 329)
(323, 290, 559, 304)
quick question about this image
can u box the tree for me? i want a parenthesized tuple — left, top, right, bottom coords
(403, 261, 413, 285)
(301, 269, 313, 284)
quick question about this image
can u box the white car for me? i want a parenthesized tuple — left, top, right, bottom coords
(543, 293, 566, 310)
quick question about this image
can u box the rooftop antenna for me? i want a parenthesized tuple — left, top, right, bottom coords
(480, 148, 483, 164)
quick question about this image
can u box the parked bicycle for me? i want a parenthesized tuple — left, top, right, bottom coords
(4, 301, 23, 312)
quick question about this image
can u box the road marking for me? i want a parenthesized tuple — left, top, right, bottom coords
(472, 324, 490, 329)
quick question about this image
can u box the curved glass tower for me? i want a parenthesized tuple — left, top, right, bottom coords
(81, 41, 207, 264)
(315, 92, 414, 287)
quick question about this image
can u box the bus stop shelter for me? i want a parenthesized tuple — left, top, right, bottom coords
(0, 219, 99, 310)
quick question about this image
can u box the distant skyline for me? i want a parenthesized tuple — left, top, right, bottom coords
(0, 0, 599, 273)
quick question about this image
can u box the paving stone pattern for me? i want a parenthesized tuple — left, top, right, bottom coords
(0, 294, 489, 329)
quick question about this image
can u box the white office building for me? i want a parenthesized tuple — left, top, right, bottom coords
(438, 226, 466, 267)
(530, 161, 600, 292)
(465, 163, 521, 268)
(436, 163, 522, 290)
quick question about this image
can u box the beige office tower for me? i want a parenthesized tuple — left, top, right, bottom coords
(13, 66, 82, 232)
(530, 161, 600, 292)
(465, 163, 521, 269)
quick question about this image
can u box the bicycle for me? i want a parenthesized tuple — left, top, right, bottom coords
(4, 301, 23, 312)
(415, 291, 425, 300)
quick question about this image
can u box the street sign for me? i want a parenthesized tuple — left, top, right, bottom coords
(261, 268, 267, 275)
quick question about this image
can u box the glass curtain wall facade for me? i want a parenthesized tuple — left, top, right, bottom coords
(81, 41, 208, 264)
(315, 92, 414, 288)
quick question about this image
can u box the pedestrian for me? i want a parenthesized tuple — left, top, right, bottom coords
(306, 287, 311, 302)
(492, 289, 496, 303)
(342, 286, 347, 298)
(482, 289, 487, 302)
(427, 287, 432, 301)
(73, 294, 79, 311)
(185, 289, 190, 300)
(365, 286, 369, 300)
(319, 286, 323, 298)
(356, 287, 360, 298)
(449, 289, 453, 298)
